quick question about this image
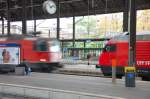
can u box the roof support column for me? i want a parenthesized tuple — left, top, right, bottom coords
(73, 16, 75, 47)
(128, 0, 136, 68)
(7, 0, 10, 35)
(123, 12, 128, 32)
(2, 17, 4, 35)
(22, 0, 27, 34)
(123, 0, 129, 32)
(84, 41, 86, 58)
(34, 19, 36, 32)
(126, 0, 136, 87)
(57, 0, 60, 39)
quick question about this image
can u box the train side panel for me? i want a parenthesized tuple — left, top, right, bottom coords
(98, 42, 117, 76)
(20, 40, 61, 72)
(136, 41, 150, 79)
(20, 40, 50, 63)
(99, 40, 150, 79)
(116, 42, 128, 67)
(0, 38, 62, 72)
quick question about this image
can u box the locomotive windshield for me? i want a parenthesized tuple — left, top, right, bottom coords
(34, 40, 48, 51)
(103, 44, 116, 52)
(34, 39, 61, 52)
(112, 35, 128, 41)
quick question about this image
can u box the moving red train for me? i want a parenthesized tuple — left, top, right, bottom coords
(98, 32, 150, 80)
(0, 34, 62, 72)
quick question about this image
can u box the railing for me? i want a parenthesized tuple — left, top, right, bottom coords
(62, 48, 103, 60)
(0, 83, 126, 99)
(61, 59, 98, 65)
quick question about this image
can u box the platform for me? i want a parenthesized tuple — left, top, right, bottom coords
(55, 64, 103, 77)
(0, 73, 149, 99)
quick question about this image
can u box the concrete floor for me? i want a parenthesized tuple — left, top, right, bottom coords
(0, 73, 149, 99)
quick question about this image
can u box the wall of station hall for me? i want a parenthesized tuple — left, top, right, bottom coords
(0, 9, 149, 39)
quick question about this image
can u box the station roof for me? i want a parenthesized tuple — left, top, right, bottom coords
(0, 0, 150, 21)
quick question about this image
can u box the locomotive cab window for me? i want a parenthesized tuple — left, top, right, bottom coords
(34, 40, 48, 51)
(136, 35, 150, 40)
(103, 45, 116, 52)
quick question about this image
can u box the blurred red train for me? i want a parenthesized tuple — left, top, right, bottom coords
(0, 34, 62, 72)
(98, 32, 150, 80)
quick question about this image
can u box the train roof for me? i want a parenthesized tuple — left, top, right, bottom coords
(109, 31, 150, 42)
(0, 34, 58, 41)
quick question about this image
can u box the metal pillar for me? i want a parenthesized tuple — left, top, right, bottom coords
(123, 0, 129, 32)
(7, 0, 10, 35)
(84, 41, 86, 58)
(57, 0, 60, 39)
(2, 17, 4, 35)
(22, 0, 27, 34)
(126, 0, 136, 87)
(73, 16, 75, 47)
(61, 41, 64, 58)
(49, 30, 51, 38)
(84, 41, 86, 48)
(112, 59, 117, 84)
(34, 19, 36, 32)
(123, 12, 128, 32)
(128, 0, 136, 68)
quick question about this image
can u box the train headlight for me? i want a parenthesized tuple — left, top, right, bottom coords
(40, 59, 46, 62)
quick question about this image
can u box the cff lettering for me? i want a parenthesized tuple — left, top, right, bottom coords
(137, 61, 150, 66)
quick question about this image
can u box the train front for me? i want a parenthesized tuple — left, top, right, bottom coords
(98, 41, 117, 76)
(48, 39, 62, 67)
(33, 38, 63, 72)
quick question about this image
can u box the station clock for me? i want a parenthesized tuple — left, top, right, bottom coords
(43, 0, 57, 14)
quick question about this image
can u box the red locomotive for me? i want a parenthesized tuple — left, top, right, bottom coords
(98, 32, 150, 80)
(0, 34, 62, 72)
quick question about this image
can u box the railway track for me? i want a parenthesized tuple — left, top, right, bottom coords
(53, 68, 107, 77)
(53, 68, 142, 80)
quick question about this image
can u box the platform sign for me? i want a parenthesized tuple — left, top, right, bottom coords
(0, 43, 20, 65)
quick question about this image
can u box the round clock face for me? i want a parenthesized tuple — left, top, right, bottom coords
(43, 0, 56, 14)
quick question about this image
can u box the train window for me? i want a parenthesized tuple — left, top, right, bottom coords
(103, 45, 116, 52)
(112, 35, 128, 41)
(136, 34, 150, 40)
(137, 35, 150, 40)
(136, 35, 143, 40)
(143, 35, 150, 40)
(34, 41, 48, 51)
